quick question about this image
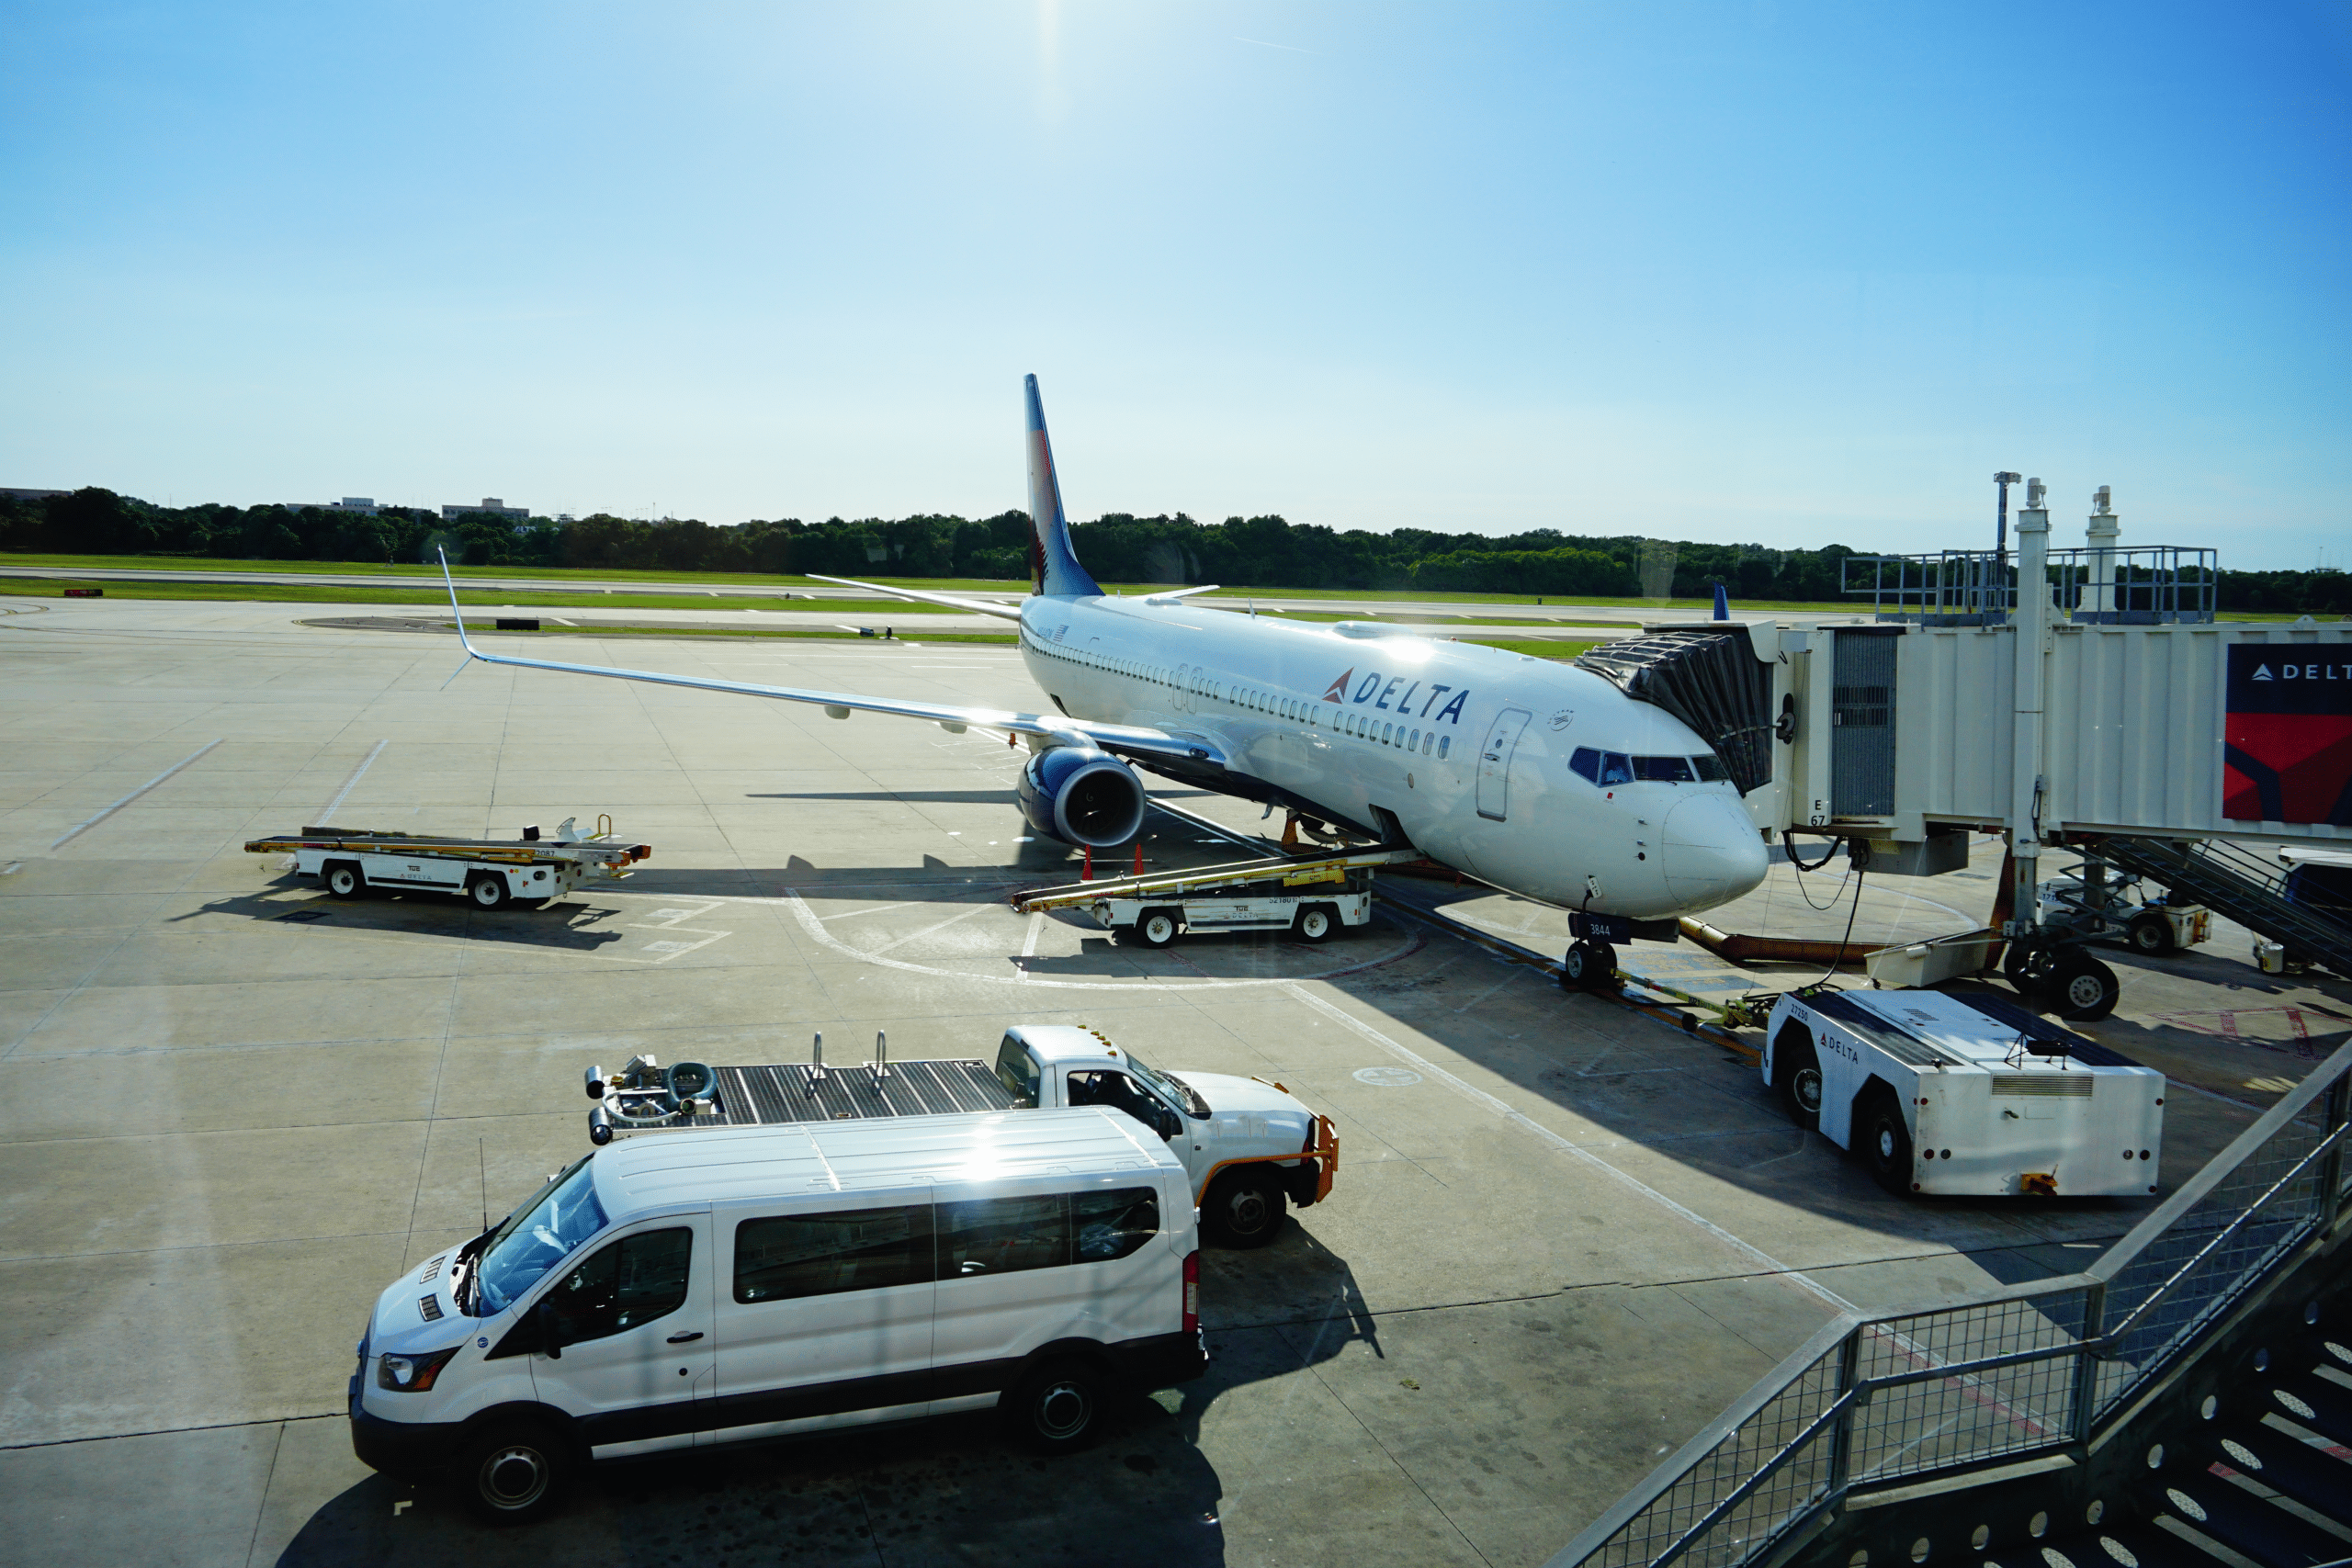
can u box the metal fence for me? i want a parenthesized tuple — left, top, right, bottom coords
(1547, 1037, 2352, 1568)
(1840, 546, 2218, 626)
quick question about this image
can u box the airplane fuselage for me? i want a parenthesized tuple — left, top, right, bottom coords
(1015, 596, 1770, 919)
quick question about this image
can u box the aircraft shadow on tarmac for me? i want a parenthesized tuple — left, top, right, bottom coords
(175, 883, 632, 953)
(270, 1230, 1379, 1567)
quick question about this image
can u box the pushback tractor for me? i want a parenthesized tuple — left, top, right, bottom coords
(1764, 987, 2165, 1198)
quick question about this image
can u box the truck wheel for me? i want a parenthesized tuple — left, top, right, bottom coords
(1203, 1169, 1285, 1248)
(1294, 903, 1338, 943)
(1856, 1089, 1915, 1195)
(2126, 913, 2175, 955)
(467, 874, 511, 911)
(1136, 908, 1181, 948)
(2053, 954, 2120, 1021)
(456, 1418, 572, 1524)
(323, 862, 365, 899)
(1561, 941, 1617, 992)
(1773, 1025, 1822, 1131)
(1001, 1357, 1104, 1453)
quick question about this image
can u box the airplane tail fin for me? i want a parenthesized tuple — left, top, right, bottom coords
(1024, 374, 1102, 598)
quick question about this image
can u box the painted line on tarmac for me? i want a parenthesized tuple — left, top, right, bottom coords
(49, 739, 222, 850)
(313, 739, 387, 823)
(1280, 981, 1855, 1313)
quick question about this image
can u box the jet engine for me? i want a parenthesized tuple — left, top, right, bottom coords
(1017, 745, 1147, 847)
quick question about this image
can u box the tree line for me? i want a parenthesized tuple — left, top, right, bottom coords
(3, 486, 2344, 614)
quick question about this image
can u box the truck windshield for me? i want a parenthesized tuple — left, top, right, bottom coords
(1122, 1046, 1210, 1119)
(471, 1156, 608, 1317)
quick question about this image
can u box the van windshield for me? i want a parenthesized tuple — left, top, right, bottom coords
(471, 1156, 607, 1316)
(1122, 1045, 1210, 1119)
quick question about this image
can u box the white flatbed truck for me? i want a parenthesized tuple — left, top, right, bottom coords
(581, 1024, 1340, 1248)
(1011, 848, 1419, 947)
(246, 816, 650, 910)
(1764, 987, 2165, 1199)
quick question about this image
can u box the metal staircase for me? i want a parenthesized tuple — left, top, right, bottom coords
(2094, 836, 2352, 978)
(1547, 1040, 2352, 1568)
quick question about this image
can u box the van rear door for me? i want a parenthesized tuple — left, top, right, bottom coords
(521, 1212, 715, 1459)
(708, 1191, 936, 1440)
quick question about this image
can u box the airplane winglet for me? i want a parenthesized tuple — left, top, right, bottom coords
(438, 548, 482, 659)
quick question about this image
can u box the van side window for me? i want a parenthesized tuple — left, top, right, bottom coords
(937, 1195, 1068, 1278)
(1073, 1187, 1159, 1262)
(735, 1206, 933, 1303)
(546, 1227, 692, 1346)
(993, 1035, 1039, 1108)
(1569, 747, 1600, 784)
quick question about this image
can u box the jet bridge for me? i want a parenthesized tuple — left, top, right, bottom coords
(1734, 480, 2351, 991)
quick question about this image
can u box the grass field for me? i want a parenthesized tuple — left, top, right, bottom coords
(1460, 638, 1606, 660)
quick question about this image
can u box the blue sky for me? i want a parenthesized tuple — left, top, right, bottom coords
(3, 2, 2346, 568)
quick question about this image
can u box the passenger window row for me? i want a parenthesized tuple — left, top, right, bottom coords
(1567, 748, 1729, 786)
(733, 1188, 1161, 1304)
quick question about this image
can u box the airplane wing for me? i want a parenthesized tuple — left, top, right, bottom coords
(437, 554, 1226, 770)
(804, 573, 1025, 622)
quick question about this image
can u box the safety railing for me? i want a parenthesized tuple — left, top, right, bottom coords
(1840, 545, 2217, 626)
(1547, 1036, 2352, 1568)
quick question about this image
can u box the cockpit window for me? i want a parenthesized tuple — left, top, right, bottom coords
(1634, 756, 1694, 783)
(1691, 754, 1729, 783)
(1598, 752, 1634, 785)
(1569, 747, 1600, 784)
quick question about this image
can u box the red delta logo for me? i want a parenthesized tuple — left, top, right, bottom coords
(1320, 668, 1353, 703)
(2223, 647, 2352, 827)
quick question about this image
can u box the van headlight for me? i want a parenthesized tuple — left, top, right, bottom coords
(377, 1346, 458, 1393)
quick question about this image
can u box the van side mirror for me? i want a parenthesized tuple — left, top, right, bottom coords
(537, 1300, 564, 1359)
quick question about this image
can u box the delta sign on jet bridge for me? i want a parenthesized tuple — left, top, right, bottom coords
(437, 375, 1776, 931)
(2224, 646, 2352, 829)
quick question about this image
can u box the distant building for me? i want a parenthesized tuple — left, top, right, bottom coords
(280, 497, 382, 515)
(442, 497, 529, 521)
(1, 487, 69, 502)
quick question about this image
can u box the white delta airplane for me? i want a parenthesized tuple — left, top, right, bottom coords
(441, 376, 1771, 980)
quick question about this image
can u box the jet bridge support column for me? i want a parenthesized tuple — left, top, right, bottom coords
(2006, 481, 2052, 936)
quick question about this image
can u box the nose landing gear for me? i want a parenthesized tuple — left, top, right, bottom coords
(1562, 941, 1619, 991)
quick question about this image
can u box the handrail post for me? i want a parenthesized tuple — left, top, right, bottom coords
(2069, 1281, 2107, 1442)
(1825, 1327, 1863, 1495)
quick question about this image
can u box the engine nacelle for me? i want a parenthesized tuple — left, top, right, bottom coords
(1018, 745, 1147, 847)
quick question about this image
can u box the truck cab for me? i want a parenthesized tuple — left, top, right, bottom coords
(992, 1025, 1338, 1248)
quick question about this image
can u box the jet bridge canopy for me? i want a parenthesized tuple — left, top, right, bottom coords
(1575, 627, 1775, 795)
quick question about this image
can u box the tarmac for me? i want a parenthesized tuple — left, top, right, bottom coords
(2, 593, 2344, 1568)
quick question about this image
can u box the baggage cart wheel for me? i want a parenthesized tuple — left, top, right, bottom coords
(467, 874, 511, 910)
(1202, 1168, 1285, 1248)
(1562, 941, 1617, 991)
(456, 1418, 572, 1524)
(1773, 1023, 1822, 1131)
(1856, 1087, 1915, 1195)
(1293, 903, 1339, 943)
(2053, 953, 2120, 1021)
(2126, 912, 2175, 955)
(1001, 1357, 1105, 1453)
(1136, 908, 1182, 948)
(323, 861, 365, 899)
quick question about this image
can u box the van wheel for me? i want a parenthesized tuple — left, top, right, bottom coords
(1294, 904, 1338, 943)
(457, 1419, 571, 1524)
(2126, 913, 2175, 955)
(1001, 1358, 1104, 1453)
(1136, 908, 1181, 948)
(1773, 1026, 1822, 1131)
(323, 862, 365, 899)
(1856, 1088, 1915, 1196)
(468, 874, 510, 911)
(1203, 1169, 1284, 1248)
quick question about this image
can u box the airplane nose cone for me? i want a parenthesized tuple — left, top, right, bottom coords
(1661, 795, 1770, 911)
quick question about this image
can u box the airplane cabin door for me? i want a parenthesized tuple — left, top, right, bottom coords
(1476, 708, 1532, 821)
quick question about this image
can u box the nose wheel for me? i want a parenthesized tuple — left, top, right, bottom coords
(1562, 941, 1618, 992)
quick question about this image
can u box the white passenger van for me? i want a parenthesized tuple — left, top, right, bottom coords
(350, 1107, 1204, 1524)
